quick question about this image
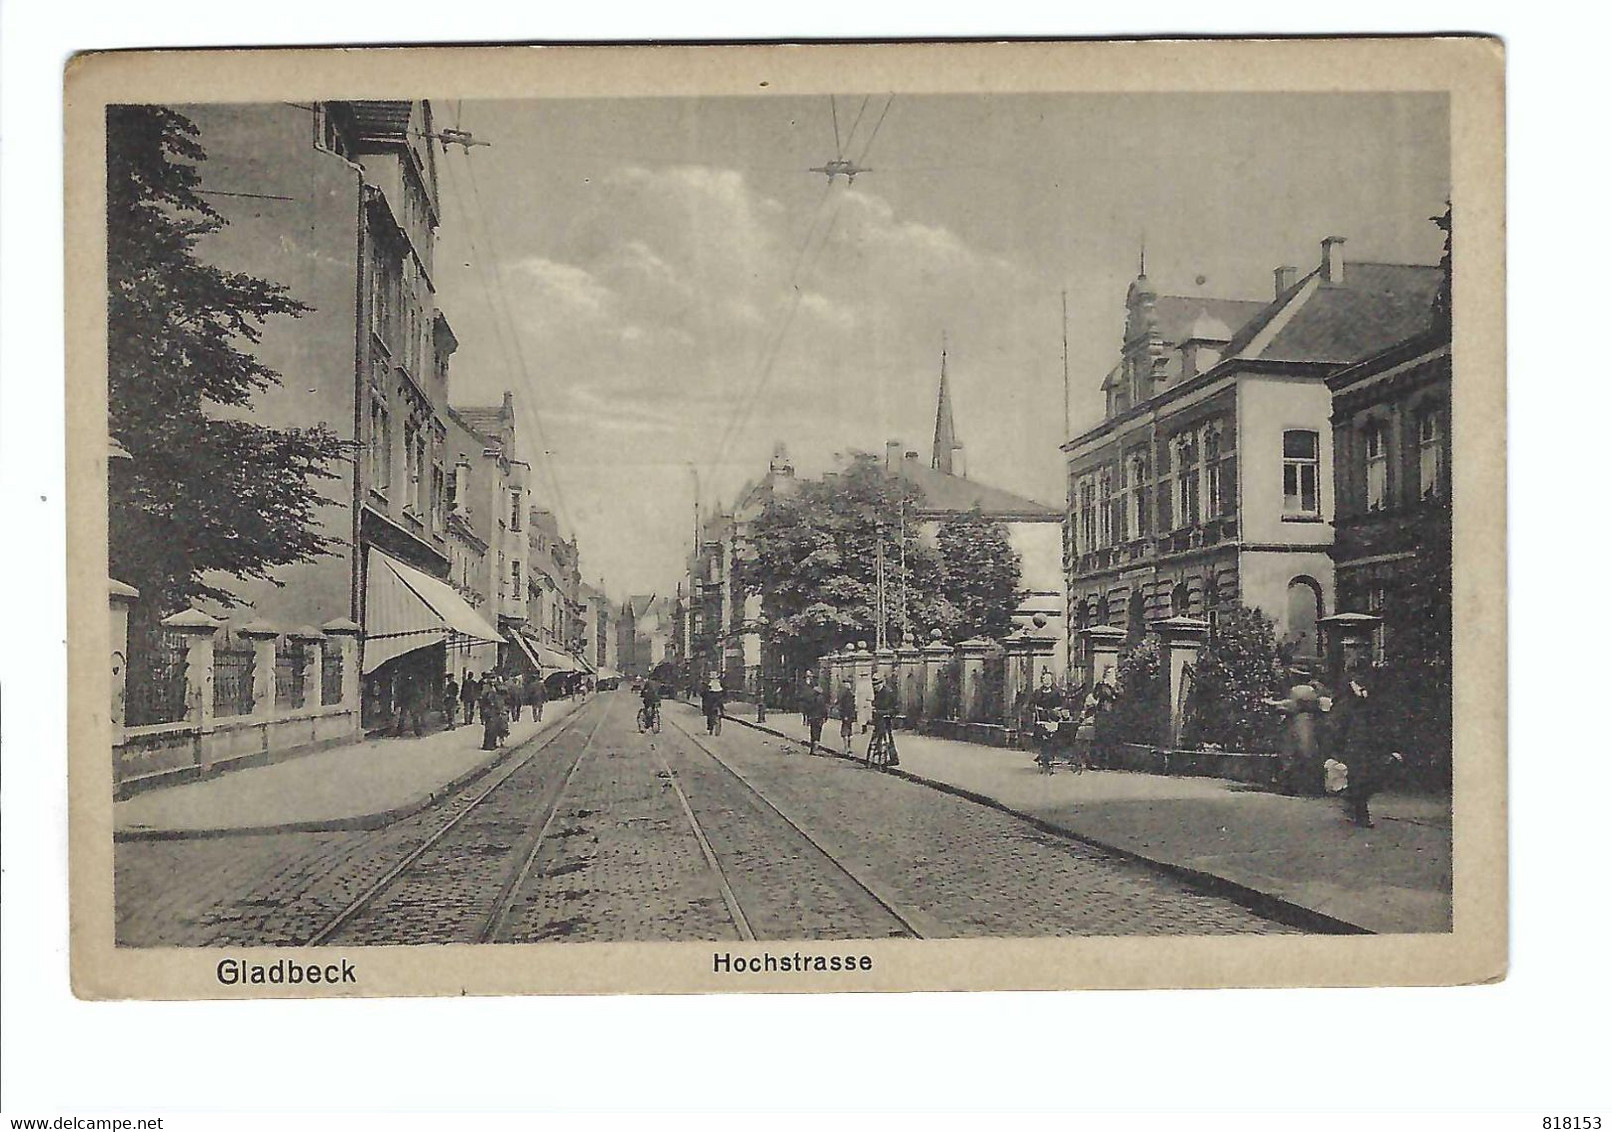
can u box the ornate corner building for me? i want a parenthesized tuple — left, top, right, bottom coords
(1064, 237, 1442, 668)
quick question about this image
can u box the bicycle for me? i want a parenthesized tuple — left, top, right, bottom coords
(864, 715, 899, 770)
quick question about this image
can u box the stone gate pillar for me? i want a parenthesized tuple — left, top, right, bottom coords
(239, 619, 281, 721)
(321, 617, 362, 713)
(895, 642, 922, 722)
(290, 627, 325, 713)
(162, 608, 221, 771)
(1151, 615, 1209, 748)
(921, 631, 952, 721)
(109, 580, 138, 745)
(956, 637, 993, 723)
(1080, 624, 1127, 691)
(851, 642, 875, 728)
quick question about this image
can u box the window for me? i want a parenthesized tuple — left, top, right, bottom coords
(1097, 468, 1114, 548)
(511, 561, 522, 599)
(368, 391, 391, 494)
(431, 462, 446, 532)
(510, 488, 523, 532)
(1171, 581, 1191, 617)
(1367, 585, 1388, 665)
(402, 422, 426, 515)
(1127, 453, 1150, 539)
(1364, 421, 1388, 512)
(1173, 432, 1200, 529)
(1417, 407, 1444, 500)
(1283, 577, 1323, 657)
(1077, 478, 1097, 555)
(1282, 430, 1320, 518)
(1203, 427, 1224, 518)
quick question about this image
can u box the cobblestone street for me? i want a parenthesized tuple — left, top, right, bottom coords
(115, 692, 1296, 947)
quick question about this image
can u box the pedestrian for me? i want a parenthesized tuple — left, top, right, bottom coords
(1330, 656, 1404, 828)
(443, 673, 459, 727)
(392, 670, 425, 738)
(528, 672, 545, 722)
(836, 681, 857, 753)
(1266, 664, 1327, 795)
(461, 672, 479, 726)
(702, 676, 725, 735)
(1025, 670, 1067, 771)
(480, 673, 510, 751)
(509, 669, 525, 723)
(871, 674, 900, 767)
(800, 681, 828, 754)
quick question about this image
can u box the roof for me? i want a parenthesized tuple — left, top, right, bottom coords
(625, 594, 658, 619)
(1150, 295, 1267, 345)
(1225, 262, 1441, 366)
(892, 461, 1060, 519)
(449, 405, 507, 443)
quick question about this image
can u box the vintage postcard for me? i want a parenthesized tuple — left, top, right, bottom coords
(66, 38, 1506, 998)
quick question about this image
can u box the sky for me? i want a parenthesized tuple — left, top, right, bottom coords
(429, 92, 1450, 602)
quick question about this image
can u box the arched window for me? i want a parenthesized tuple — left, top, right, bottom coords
(1364, 419, 1388, 512)
(1126, 589, 1147, 641)
(1171, 581, 1191, 617)
(1284, 577, 1324, 658)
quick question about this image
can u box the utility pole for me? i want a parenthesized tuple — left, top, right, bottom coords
(874, 521, 887, 651)
(898, 499, 908, 645)
(1062, 289, 1071, 445)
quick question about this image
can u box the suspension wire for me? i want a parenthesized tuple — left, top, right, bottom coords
(456, 148, 577, 534)
(854, 94, 896, 164)
(830, 95, 842, 157)
(707, 186, 850, 480)
(840, 95, 872, 156)
(700, 177, 837, 482)
(440, 150, 524, 395)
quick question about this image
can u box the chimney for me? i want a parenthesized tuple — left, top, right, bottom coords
(904, 449, 919, 462)
(885, 439, 903, 470)
(1320, 237, 1347, 285)
(1273, 265, 1297, 297)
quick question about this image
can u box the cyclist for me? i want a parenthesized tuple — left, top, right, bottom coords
(1026, 670, 1070, 772)
(868, 674, 900, 768)
(701, 676, 725, 735)
(639, 678, 662, 733)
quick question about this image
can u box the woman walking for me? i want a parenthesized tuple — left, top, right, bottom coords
(480, 673, 510, 751)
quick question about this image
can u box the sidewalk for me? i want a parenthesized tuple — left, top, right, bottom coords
(724, 709, 1452, 935)
(113, 697, 585, 840)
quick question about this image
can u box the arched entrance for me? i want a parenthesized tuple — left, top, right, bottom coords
(1284, 577, 1323, 658)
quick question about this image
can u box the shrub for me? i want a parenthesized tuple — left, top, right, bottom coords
(1183, 603, 1287, 752)
(1105, 637, 1163, 746)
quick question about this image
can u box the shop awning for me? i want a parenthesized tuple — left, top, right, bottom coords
(573, 652, 596, 674)
(521, 632, 578, 673)
(505, 628, 543, 673)
(597, 666, 623, 681)
(363, 547, 503, 673)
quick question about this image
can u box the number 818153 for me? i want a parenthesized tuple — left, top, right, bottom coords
(1543, 1119, 1601, 1130)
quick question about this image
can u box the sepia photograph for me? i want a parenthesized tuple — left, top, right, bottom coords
(64, 40, 1506, 997)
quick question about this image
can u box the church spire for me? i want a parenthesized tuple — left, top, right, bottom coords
(932, 333, 963, 476)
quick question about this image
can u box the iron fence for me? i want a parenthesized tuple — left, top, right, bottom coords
(126, 629, 189, 727)
(275, 638, 306, 711)
(213, 635, 256, 717)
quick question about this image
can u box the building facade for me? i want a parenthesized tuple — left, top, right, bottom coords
(1063, 238, 1441, 674)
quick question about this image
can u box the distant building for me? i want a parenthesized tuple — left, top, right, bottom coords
(883, 349, 1067, 671)
(1063, 237, 1441, 668)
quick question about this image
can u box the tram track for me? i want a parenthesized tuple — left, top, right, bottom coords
(661, 711, 931, 940)
(301, 696, 609, 946)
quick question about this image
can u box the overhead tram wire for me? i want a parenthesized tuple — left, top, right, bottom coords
(456, 147, 578, 535)
(706, 187, 850, 481)
(438, 148, 578, 531)
(703, 95, 896, 483)
(699, 177, 839, 484)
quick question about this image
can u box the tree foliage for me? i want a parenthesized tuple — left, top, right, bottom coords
(107, 105, 351, 618)
(735, 454, 1024, 673)
(936, 507, 1022, 642)
(1182, 603, 1287, 752)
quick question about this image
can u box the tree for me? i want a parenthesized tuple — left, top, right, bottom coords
(734, 454, 1024, 674)
(1105, 636, 1162, 746)
(936, 507, 1022, 642)
(107, 105, 351, 622)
